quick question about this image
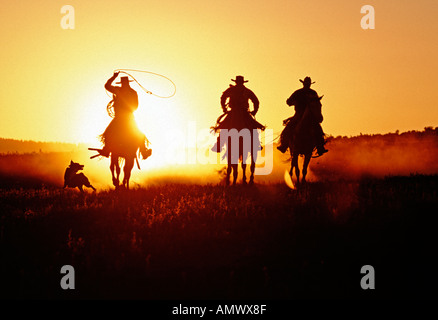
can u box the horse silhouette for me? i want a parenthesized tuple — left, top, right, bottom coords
(212, 76, 265, 186)
(286, 95, 324, 186)
(90, 136, 150, 190)
(89, 72, 152, 190)
(221, 126, 261, 186)
(108, 140, 141, 190)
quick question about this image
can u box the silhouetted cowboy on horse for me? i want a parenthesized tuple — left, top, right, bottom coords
(212, 75, 265, 185)
(212, 75, 265, 152)
(98, 72, 151, 159)
(89, 72, 151, 188)
(277, 76, 328, 157)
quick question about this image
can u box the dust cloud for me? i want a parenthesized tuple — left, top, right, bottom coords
(0, 129, 437, 189)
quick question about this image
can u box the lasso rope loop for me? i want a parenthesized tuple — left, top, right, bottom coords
(106, 98, 115, 118)
(105, 68, 176, 118)
(113, 68, 176, 99)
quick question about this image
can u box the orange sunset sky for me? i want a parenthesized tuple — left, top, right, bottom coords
(0, 0, 437, 146)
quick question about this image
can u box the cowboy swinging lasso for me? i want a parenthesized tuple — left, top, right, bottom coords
(89, 71, 152, 189)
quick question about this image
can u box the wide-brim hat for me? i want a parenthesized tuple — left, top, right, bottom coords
(116, 76, 134, 84)
(300, 76, 315, 85)
(231, 75, 248, 84)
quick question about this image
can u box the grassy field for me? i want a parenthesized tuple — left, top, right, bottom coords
(1, 175, 437, 300)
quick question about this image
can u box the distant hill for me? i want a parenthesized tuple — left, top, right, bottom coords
(0, 138, 89, 154)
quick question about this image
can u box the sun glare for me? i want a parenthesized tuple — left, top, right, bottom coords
(74, 76, 191, 172)
(135, 93, 188, 170)
(75, 92, 111, 145)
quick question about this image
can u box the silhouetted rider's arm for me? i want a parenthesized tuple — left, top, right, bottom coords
(286, 91, 297, 107)
(249, 89, 259, 116)
(220, 88, 231, 113)
(105, 72, 120, 94)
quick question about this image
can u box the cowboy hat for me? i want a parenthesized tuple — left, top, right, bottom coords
(299, 76, 315, 85)
(116, 76, 134, 84)
(231, 75, 248, 84)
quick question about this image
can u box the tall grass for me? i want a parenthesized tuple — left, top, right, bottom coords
(1, 176, 437, 299)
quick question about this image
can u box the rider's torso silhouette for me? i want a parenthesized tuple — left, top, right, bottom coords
(278, 76, 328, 156)
(212, 76, 265, 153)
(221, 84, 259, 115)
(105, 77, 138, 117)
(286, 87, 318, 120)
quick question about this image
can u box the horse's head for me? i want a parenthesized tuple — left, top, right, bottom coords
(309, 94, 323, 105)
(305, 94, 323, 123)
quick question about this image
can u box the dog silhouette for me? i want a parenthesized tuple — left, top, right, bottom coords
(64, 160, 96, 192)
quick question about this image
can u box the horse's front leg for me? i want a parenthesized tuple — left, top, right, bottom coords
(249, 154, 256, 185)
(241, 163, 247, 184)
(116, 160, 121, 182)
(302, 153, 312, 183)
(291, 153, 300, 186)
(226, 145, 232, 186)
(226, 164, 231, 186)
(123, 157, 135, 190)
(232, 164, 238, 186)
(249, 131, 256, 185)
(110, 155, 120, 188)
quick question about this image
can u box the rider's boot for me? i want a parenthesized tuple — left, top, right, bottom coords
(140, 144, 152, 160)
(316, 133, 328, 157)
(99, 146, 110, 157)
(316, 145, 328, 157)
(277, 142, 288, 153)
